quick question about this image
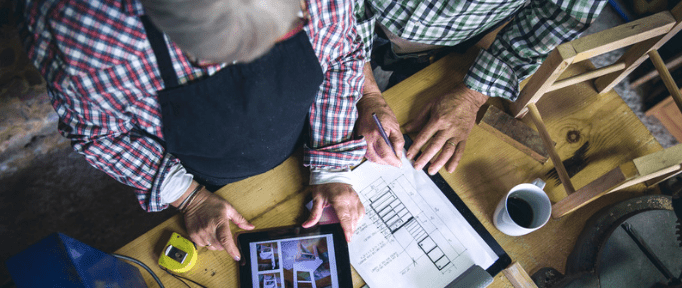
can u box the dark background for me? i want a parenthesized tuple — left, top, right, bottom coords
(1, 0, 680, 286)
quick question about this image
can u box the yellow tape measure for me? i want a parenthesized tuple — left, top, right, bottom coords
(158, 232, 198, 273)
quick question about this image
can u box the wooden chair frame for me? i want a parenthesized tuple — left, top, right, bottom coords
(507, 4, 682, 218)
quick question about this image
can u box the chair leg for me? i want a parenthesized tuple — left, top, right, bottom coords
(648, 49, 682, 111)
(527, 103, 576, 194)
(310, 271, 316, 288)
(293, 268, 298, 288)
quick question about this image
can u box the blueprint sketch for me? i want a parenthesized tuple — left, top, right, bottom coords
(348, 156, 498, 288)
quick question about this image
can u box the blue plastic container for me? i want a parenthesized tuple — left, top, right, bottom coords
(6, 233, 147, 288)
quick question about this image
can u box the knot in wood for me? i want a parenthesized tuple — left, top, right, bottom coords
(566, 130, 581, 143)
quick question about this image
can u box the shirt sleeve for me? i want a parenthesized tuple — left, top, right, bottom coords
(20, 0, 187, 212)
(304, 0, 368, 169)
(464, 0, 609, 100)
(48, 85, 185, 212)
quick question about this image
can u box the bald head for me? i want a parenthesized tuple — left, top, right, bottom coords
(142, 0, 301, 63)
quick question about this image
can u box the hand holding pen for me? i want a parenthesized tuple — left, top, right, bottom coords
(355, 86, 405, 167)
(364, 111, 404, 167)
(372, 113, 397, 157)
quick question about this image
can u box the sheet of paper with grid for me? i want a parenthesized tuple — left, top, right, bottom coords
(348, 156, 498, 288)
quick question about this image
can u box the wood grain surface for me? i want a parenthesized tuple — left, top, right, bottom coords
(116, 47, 662, 288)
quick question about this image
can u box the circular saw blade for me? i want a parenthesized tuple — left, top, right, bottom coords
(673, 195, 682, 248)
(677, 220, 682, 248)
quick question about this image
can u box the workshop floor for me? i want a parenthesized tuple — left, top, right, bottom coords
(0, 4, 679, 287)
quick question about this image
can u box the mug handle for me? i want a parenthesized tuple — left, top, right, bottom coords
(531, 178, 546, 190)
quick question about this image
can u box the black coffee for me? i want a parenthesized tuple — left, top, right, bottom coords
(507, 196, 534, 228)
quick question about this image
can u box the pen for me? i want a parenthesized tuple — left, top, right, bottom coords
(372, 113, 398, 157)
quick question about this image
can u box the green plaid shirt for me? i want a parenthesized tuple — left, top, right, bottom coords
(355, 0, 608, 100)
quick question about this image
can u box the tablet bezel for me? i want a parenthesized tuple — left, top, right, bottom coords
(236, 224, 352, 288)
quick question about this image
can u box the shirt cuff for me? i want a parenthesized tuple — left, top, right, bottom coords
(304, 138, 367, 169)
(158, 162, 194, 205)
(309, 167, 355, 186)
(463, 49, 520, 101)
(136, 153, 186, 212)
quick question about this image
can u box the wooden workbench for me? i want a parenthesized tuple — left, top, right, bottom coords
(116, 46, 663, 287)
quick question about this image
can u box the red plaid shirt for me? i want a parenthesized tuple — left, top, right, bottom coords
(19, 0, 367, 211)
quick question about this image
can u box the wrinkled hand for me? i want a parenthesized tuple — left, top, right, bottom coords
(183, 189, 255, 261)
(356, 92, 405, 167)
(404, 83, 488, 175)
(302, 183, 365, 242)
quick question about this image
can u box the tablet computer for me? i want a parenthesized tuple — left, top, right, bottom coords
(237, 224, 352, 288)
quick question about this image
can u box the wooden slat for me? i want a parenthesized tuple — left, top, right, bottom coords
(571, 12, 675, 62)
(553, 145, 682, 218)
(478, 105, 550, 163)
(527, 103, 576, 194)
(595, 10, 682, 93)
(644, 169, 682, 187)
(552, 163, 632, 218)
(511, 44, 577, 117)
(594, 37, 663, 93)
(503, 262, 538, 288)
(633, 143, 682, 176)
(648, 50, 682, 111)
(600, 145, 682, 194)
(610, 163, 681, 192)
(548, 62, 626, 91)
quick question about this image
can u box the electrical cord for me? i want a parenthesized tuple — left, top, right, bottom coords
(112, 254, 165, 288)
(112, 253, 208, 288)
(162, 270, 191, 288)
(161, 267, 208, 288)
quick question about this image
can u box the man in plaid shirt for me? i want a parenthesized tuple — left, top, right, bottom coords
(354, 0, 609, 174)
(18, 0, 367, 260)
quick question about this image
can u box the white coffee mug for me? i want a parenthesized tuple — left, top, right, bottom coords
(493, 179, 551, 236)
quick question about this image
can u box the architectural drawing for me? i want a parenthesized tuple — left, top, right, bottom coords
(348, 156, 498, 288)
(359, 176, 466, 273)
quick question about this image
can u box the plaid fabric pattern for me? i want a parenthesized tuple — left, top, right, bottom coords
(356, 0, 608, 100)
(305, 0, 367, 168)
(20, 0, 366, 212)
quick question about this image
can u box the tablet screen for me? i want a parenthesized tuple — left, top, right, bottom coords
(248, 234, 340, 288)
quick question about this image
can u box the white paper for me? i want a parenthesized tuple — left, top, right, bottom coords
(348, 156, 498, 288)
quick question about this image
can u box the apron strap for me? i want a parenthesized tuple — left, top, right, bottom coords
(141, 15, 179, 88)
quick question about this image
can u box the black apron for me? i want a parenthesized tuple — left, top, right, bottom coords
(141, 16, 324, 187)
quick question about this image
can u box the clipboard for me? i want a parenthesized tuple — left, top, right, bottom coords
(345, 134, 510, 288)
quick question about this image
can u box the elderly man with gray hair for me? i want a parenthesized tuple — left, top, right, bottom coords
(18, 0, 367, 261)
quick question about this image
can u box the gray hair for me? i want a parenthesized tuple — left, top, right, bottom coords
(142, 0, 301, 63)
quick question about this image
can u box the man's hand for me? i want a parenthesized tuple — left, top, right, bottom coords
(404, 83, 488, 175)
(356, 64, 404, 167)
(302, 183, 365, 242)
(181, 187, 255, 261)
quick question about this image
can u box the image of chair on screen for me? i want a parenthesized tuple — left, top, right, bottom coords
(293, 242, 323, 288)
(257, 242, 280, 271)
(259, 273, 282, 288)
(281, 238, 334, 288)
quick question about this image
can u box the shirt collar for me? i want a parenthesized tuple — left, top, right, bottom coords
(122, 0, 145, 16)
